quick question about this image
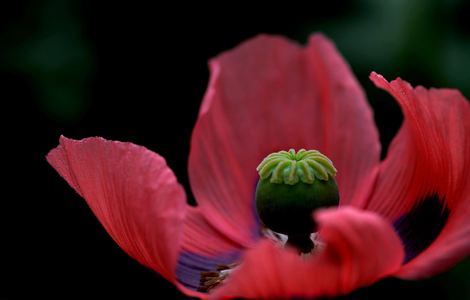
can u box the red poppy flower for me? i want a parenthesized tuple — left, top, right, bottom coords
(47, 34, 470, 299)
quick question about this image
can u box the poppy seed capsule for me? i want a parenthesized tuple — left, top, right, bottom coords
(255, 149, 339, 252)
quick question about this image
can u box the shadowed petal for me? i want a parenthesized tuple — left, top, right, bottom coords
(46, 136, 187, 282)
(175, 208, 244, 291)
(211, 207, 404, 299)
(181, 208, 245, 257)
(189, 34, 380, 247)
(368, 73, 470, 278)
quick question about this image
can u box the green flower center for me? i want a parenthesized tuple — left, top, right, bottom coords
(255, 149, 339, 253)
(256, 149, 337, 185)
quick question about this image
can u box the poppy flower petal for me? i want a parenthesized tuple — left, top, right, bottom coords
(368, 73, 470, 278)
(181, 207, 245, 256)
(189, 34, 380, 247)
(395, 188, 470, 279)
(176, 248, 241, 292)
(176, 207, 250, 292)
(211, 207, 404, 299)
(175, 207, 244, 291)
(46, 136, 187, 282)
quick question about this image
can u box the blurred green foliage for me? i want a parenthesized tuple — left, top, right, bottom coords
(0, 0, 92, 122)
(301, 0, 470, 98)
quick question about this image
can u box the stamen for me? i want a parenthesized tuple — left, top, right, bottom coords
(262, 227, 325, 255)
(310, 233, 325, 254)
(262, 226, 288, 246)
(198, 263, 238, 292)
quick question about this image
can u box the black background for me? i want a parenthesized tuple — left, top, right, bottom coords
(2, 1, 469, 299)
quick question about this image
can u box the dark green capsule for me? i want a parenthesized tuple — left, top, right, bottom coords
(255, 149, 339, 253)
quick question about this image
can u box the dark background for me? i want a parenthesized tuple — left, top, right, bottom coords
(1, 0, 469, 299)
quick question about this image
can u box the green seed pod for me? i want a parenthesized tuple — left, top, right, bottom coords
(255, 149, 339, 252)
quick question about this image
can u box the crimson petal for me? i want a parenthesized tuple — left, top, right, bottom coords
(211, 207, 404, 299)
(368, 73, 470, 278)
(175, 208, 244, 291)
(189, 34, 380, 247)
(47, 136, 187, 282)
